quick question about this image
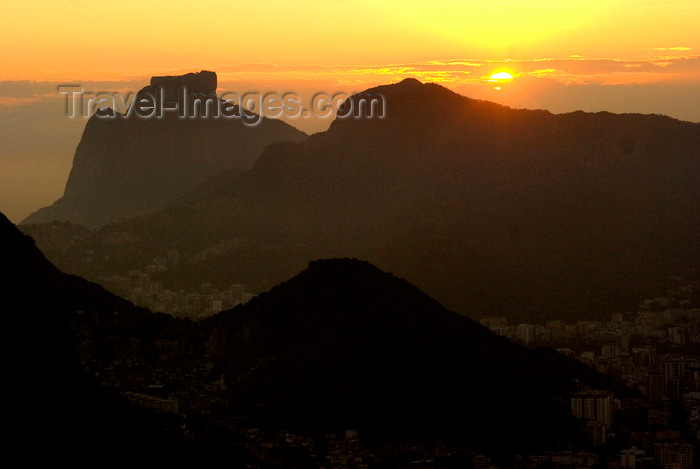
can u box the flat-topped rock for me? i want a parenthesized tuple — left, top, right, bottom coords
(20, 69, 308, 227)
(150, 70, 217, 94)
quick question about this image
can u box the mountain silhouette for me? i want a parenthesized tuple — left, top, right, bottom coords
(3, 207, 627, 459)
(202, 257, 624, 456)
(0, 210, 234, 464)
(21, 78, 700, 323)
(21, 70, 307, 227)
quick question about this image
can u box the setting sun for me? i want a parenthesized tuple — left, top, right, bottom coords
(0, 0, 699, 225)
(488, 72, 514, 90)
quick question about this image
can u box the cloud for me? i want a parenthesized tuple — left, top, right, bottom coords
(5, 54, 694, 107)
(0, 78, 150, 111)
(653, 47, 691, 51)
(1, 56, 698, 224)
(0, 96, 45, 107)
(211, 55, 700, 90)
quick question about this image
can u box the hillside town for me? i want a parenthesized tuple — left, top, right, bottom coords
(69, 269, 700, 469)
(480, 300, 699, 469)
(102, 249, 255, 319)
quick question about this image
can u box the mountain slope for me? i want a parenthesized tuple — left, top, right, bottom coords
(176, 79, 700, 321)
(22, 78, 700, 322)
(21, 70, 307, 227)
(0, 211, 228, 464)
(203, 258, 625, 455)
(3, 206, 627, 459)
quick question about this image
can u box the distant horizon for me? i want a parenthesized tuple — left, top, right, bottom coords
(3, 0, 700, 223)
(2, 69, 699, 225)
(3, 3, 699, 460)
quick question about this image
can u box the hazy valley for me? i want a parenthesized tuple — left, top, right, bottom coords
(5, 72, 700, 467)
(20, 75, 700, 324)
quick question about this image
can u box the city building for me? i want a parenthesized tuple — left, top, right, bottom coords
(571, 390, 614, 426)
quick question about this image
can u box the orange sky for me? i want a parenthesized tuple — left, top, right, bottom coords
(1, 0, 699, 223)
(2, 0, 699, 81)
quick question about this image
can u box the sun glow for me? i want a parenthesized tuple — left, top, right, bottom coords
(488, 72, 514, 90)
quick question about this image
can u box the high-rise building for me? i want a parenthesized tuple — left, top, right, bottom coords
(571, 390, 615, 426)
(654, 442, 694, 469)
(582, 421, 607, 446)
(647, 372, 665, 406)
(516, 324, 534, 344)
(620, 452, 635, 469)
(664, 358, 699, 399)
(621, 447, 645, 469)
(602, 344, 621, 359)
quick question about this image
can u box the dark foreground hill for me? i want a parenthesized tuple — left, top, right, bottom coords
(0, 211, 231, 464)
(21, 70, 307, 227)
(203, 258, 626, 456)
(26, 78, 700, 323)
(3, 206, 628, 461)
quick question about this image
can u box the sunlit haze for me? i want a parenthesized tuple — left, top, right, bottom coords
(3, 2, 700, 461)
(1, 0, 699, 222)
